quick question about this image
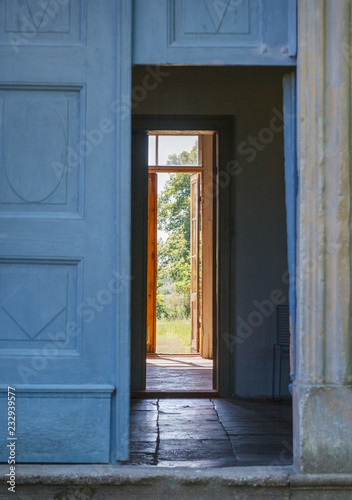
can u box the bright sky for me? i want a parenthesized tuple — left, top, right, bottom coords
(148, 135, 198, 166)
(148, 135, 197, 241)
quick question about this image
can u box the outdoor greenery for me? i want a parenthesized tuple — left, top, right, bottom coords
(156, 141, 197, 320)
(156, 318, 192, 354)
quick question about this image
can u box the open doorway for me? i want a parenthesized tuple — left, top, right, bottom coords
(128, 66, 293, 467)
(146, 133, 214, 391)
(131, 114, 235, 397)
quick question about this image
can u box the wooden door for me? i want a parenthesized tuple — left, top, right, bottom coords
(147, 173, 157, 353)
(190, 174, 201, 353)
(0, 1, 131, 463)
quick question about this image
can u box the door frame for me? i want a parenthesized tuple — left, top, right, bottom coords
(190, 172, 201, 354)
(131, 115, 235, 397)
(147, 166, 205, 356)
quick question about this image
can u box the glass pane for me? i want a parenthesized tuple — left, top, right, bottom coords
(158, 135, 198, 165)
(148, 135, 156, 165)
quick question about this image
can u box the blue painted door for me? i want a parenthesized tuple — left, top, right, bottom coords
(0, 1, 132, 463)
(133, 0, 297, 65)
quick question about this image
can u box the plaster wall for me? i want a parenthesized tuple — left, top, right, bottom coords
(133, 66, 291, 397)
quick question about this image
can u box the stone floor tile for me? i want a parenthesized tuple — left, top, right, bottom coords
(127, 394, 292, 468)
(130, 431, 158, 442)
(129, 441, 157, 454)
(131, 399, 158, 406)
(230, 435, 293, 446)
(124, 453, 155, 466)
(224, 422, 292, 436)
(147, 355, 213, 391)
(160, 431, 229, 441)
(157, 438, 235, 462)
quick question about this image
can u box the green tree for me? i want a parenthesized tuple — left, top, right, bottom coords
(158, 173, 191, 244)
(166, 142, 198, 166)
(157, 141, 197, 319)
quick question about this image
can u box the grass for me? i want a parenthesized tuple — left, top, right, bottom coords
(156, 318, 191, 354)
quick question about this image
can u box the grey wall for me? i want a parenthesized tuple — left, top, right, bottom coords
(133, 66, 291, 398)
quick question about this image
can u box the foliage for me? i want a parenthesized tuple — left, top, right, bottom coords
(166, 142, 198, 166)
(157, 232, 190, 318)
(158, 173, 191, 241)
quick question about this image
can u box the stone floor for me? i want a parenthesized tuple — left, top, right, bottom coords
(126, 398, 293, 468)
(146, 354, 213, 391)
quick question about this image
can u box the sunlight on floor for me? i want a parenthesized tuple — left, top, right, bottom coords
(146, 354, 213, 391)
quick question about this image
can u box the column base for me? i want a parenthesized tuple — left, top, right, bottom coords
(294, 384, 352, 473)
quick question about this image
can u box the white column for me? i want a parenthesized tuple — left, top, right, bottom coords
(295, 0, 352, 473)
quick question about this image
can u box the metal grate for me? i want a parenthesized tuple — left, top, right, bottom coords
(276, 304, 290, 347)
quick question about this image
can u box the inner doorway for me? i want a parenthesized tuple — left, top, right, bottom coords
(131, 115, 235, 397)
(146, 133, 214, 391)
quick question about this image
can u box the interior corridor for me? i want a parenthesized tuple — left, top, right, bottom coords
(126, 398, 292, 467)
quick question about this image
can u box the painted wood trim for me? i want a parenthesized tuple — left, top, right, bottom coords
(283, 72, 297, 382)
(113, 0, 133, 463)
(149, 166, 203, 173)
(0, 385, 115, 395)
(146, 173, 157, 353)
(288, 0, 297, 57)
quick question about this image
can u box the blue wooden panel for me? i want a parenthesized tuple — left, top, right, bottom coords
(133, 0, 297, 65)
(0, 86, 84, 218)
(0, 0, 86, 49)
(5, 0, 70, 33)
(172, 0, 259, 46)
(0, 385, 114, 463)
(112, 0, 133, 464)
(288, 0, 297, 57)
(283, 72, 297, 384)
(0, 258, 81, 356)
